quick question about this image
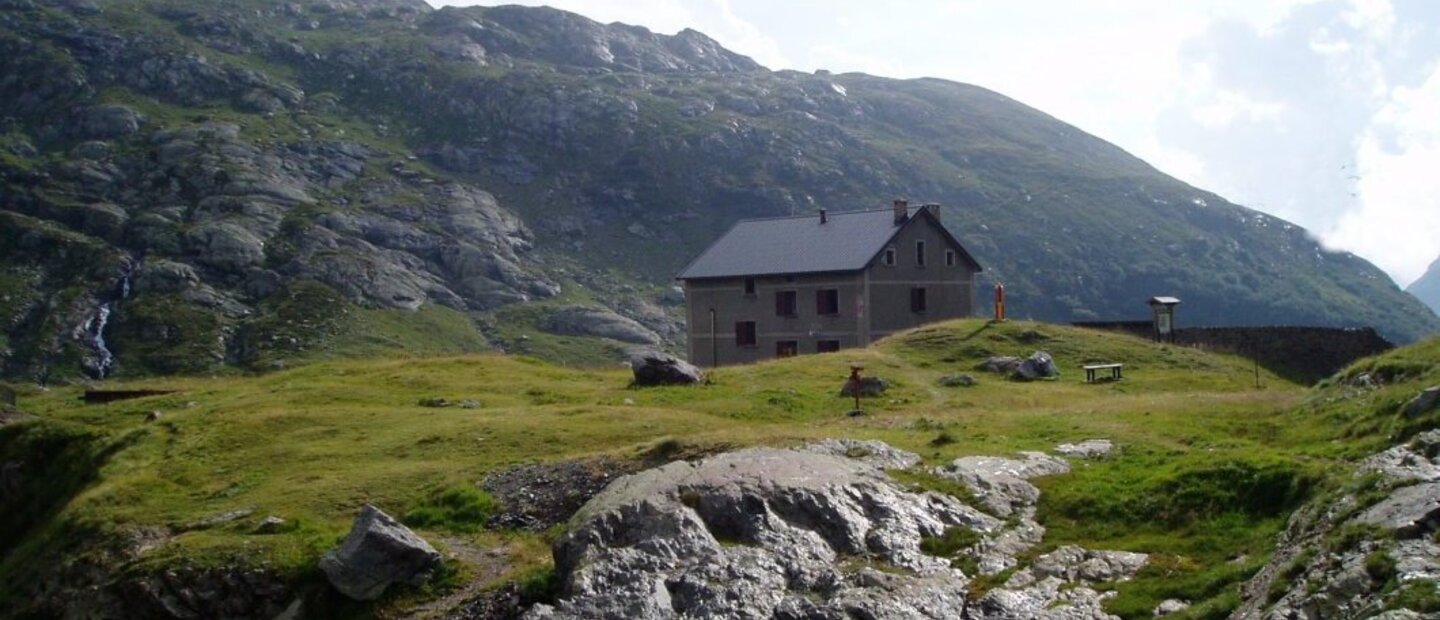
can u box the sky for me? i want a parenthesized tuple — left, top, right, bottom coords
(428, 0, 1440, 287)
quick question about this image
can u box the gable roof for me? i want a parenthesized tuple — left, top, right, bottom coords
(676, 206, 983, 280)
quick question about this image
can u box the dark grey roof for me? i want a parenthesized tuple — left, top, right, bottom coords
(676, 207, 982, 280)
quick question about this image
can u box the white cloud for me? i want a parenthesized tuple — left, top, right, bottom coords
(1327, 62, 1440, 285)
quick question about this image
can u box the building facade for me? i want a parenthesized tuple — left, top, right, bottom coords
(677, 200, 983, 366)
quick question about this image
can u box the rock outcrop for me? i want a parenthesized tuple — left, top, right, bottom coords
(320, 504, 441, 601)
(544, 306, 661, 345)
(524, 448, 989, 619)
(1233, 430, 1440, 619)
(525, 441, 1143, 620)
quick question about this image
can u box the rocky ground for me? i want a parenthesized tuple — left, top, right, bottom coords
(517, 438, 1147, 620)
(1233, 429, 1440, 619)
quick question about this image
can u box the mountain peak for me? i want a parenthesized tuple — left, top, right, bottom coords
(1408, 255, 1440, 316)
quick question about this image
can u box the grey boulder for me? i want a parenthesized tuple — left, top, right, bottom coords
(1013, 351, 1060, 381)
(1404, 386, 1440, 418)
(938, 373, 978, 387)
(319, 504, 441, 601)
(630, 350, 704, 386)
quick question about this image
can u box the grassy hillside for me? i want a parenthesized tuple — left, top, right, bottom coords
(2, 320, 1437, 618)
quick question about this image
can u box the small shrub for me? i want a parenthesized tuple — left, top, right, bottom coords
(930, 431, 957, 447)
(1364, 551, 1397, 584)
(920, 525, 981, 558)
(515, 565, 559, 604)
(1391, 581, 1440, 613)
(404, 484, 497, 533)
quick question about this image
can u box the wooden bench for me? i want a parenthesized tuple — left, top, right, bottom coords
(1083, 364, 1123, 383)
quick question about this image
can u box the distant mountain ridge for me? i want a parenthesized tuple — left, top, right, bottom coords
(1408, 255, 1440, 316)
(0, 0, 1435, 380)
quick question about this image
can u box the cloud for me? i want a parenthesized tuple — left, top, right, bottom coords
(1328, 62, 1440, 285)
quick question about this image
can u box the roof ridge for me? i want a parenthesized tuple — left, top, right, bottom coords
(732, 206, 898, 224)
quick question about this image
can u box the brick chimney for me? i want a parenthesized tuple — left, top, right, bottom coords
(892, 198, 908, 224)
(923, 203, 940, 220)
(819, 208, 828, 224)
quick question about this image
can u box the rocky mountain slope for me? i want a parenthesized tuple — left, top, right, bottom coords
(1408, 256, 1440, 316)
(1, 0, 1436, 381)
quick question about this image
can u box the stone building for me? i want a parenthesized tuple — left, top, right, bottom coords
(677, 200, 983, 366)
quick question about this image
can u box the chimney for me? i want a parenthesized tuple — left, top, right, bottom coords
(818, 208, 828, 224)
(892, 198, 909, 224)
(923, 203, 940, 220)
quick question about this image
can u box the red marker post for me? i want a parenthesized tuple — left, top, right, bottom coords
(994, 282, 1006, 322)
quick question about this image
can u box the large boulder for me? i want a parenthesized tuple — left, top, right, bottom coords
(1013, 351, 1060, 381)
(319, 504, 441, 601)
(629, 350, 704, 386)
(523, 447, 996, 619)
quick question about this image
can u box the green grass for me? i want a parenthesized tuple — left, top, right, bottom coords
(0, 320, 1435, 618)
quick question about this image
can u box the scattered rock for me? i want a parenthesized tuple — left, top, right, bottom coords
(840, 376, 888, 397)
(1029, 545, 1148, 582)
(1403, 386, 1440, 418)
(187, 507, 255, 530)
(1055, 439, 1114, 459)
(145, 410, 162, 423)
(1013, 351, 1060, 381)
(457, 399, 481, 409)
(937, 373, 977, 387)
(1154, 598, 1190, 616)
(934, 452, 1071, 517)
(319, 504, 441, 601)
(418, 397, 451, 407)
(1362, 430, 1440, 482)
(482, 456, 646, 531)
(978, 356, 1023, 374)
(629, 350, 704, 386)
(254, 516, 287, 534)
(802, 438, 922, 470)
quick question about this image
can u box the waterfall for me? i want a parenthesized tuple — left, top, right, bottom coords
(79, 258, 137, 380)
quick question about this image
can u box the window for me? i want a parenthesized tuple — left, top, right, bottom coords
(883, 247, 896, 266)
(816, 289, 840, 315)
(817, 340, 841, 353)
(910, 287, 928, 313)
(743, 278, 756, 295)
(735, 321, 757, 346)
(775, 290, 797, 316)
(776, 340, 798, 357)
(916, 241, 927, 266)
(945, 249, 957, 267)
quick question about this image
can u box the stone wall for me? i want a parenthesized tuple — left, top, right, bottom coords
(1172, 326, 1392, 383)
(1073, 322, 1394, 384)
